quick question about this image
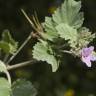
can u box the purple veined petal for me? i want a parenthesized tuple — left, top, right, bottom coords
(81, 46, 94, 57)
(81, 56, 92, 67)
(81, 48, 89, 57)
(81, 46, 95, 67)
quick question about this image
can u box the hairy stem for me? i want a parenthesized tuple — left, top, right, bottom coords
(7, 32, 32, 64)
(62, 50, 74, 54)
(7, 59, 37, 70)
(3, 54, 10, 63)
(21, 9, 39, 32)
(61, 50, 77, 57)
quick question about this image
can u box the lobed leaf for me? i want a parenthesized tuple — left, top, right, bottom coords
(32, 41, 59, 72)
(42, 0, 83, 43)
(41, 17, 58, 41)
(12, 79, 37, 96)
(56, 23, 78, 46)
(0, 78, 11, 96)
(52, 0, 84, 28)
(0, 30, 18, 54)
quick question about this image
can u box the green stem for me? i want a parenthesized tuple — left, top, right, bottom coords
(5, 71, 11, 85)
(3, 54, 10, 63)
(61, 50, 76, 57)
(7, 59, 36, 70)
(62, 50, 73, 54)
(21, 9, 39, 32)
(6, 32, 32, 64)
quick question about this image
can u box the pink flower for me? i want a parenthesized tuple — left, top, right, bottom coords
(81, 46, 96, 67)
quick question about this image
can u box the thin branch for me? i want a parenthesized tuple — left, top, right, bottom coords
(21, 9, 39, 32)
(6, 32, 32, 64)
(32, 15, 43, 32)
(32, 15, 39, 29)
(61, 50, 76, 57)
(21, 9, 35, 28)
(34, 12, 41, 27)
(21, 9, 44, 37)
(3, 54, 10, 63)
(7, 59, 37, 70)
(62, 50, 74, 54)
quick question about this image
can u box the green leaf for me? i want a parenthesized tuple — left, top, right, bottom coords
(2, 30, 18, 46)
(42, 0, 83, 42)
(12, 79, 37, 96)
(0, 41, 16, 54)
(52, 0, 84, 28)
(33, 41, 58, 72)
(56, 23, 78, 46)
(1, 30, 18, 54)
(0, 78, 11, 96)
(41, 17, 58, 41)
(0, 60, 7, 73)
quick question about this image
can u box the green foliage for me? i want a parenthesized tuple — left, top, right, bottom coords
(12, 79, 37, 96)
(0, 0, 96, 95)
(0, 60, 7, 73)
(0, 41, 14, 54)
(33, 41, 58, 72)
(40, 0, 84, 48)
(52, 0, 84, 28)
(32, 0, 85, 72)
(77, 27, 95, 48)
(41, 17, 58, 41)
(41, 0, 83, 42)
(0, 30, 18, 54)
(0, 78, 11, 96)
(56, 23, 78, 46)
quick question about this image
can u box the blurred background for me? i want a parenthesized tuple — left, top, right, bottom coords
(0, 0, 96, 96)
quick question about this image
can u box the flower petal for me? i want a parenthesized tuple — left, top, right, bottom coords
(90, 55, 96, 61)
(81, 46, 94, 57)
(82, 56, 91, 67)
